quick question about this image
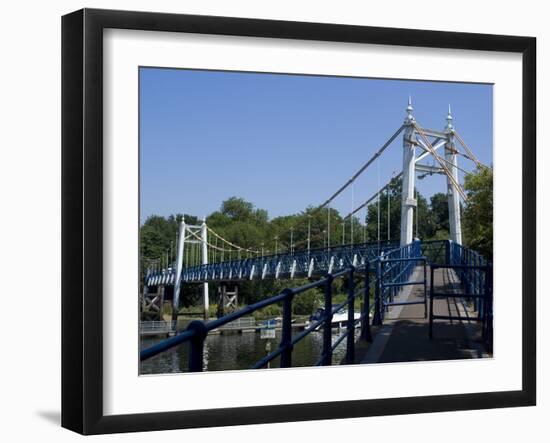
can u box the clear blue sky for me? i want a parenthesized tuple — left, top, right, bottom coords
(140, 67, 492, 223)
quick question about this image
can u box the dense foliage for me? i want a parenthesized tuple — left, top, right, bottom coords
(462, 167, 493, 260)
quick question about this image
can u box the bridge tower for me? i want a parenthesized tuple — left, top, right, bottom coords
(172, 217, 186, 322)
(445, 106, 462, 244)
(172, 216, 210, 321)
(400, 97, 417, 246)
(400, 99, 463, 246)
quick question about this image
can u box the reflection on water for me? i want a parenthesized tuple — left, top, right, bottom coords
(140, 321, 360, 374)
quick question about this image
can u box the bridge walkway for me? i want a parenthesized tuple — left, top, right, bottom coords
(361, 266, 490, 364)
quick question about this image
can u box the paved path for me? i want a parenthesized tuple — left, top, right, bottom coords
(362, 266, 490, 364)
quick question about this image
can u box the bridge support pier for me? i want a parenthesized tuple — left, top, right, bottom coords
(217, 285, 238, 317)
(141, 286, 164, 321)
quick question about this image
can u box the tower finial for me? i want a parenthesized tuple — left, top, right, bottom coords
(405, 96, 415, 123)
(446, 104, 453, 131)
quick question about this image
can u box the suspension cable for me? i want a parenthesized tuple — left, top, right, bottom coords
(414, 123, 468, 201)
(327, 205, 331, 249)
(316, 124, 405, 209)
(453, 130, 488, 169)
(186, 228, 239, 253)
(343, 172, 403, 220)
(350, 182, 354, 247)
(416, 140, 471, 175)
(206, 226, 259, 253)
(387, 183, 390, 241)
(377, 154, 381, 248)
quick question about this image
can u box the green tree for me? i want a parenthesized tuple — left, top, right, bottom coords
(462, 167, 493, 260)
(428, 193, 450, 239)
(363, 177, 433, 242)
(364, 176, 402, 242)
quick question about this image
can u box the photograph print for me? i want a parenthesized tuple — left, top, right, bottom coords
(138, 68, 493, 375)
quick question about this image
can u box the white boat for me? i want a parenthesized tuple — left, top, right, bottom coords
(307, 306, 361, 329)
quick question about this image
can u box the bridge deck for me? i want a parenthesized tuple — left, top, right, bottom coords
(362, 266, 490, 364)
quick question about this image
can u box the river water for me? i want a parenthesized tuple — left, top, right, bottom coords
(140, 322, 360, 374)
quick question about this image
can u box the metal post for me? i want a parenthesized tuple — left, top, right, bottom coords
(400, 97, 417, 246)
(280, 289, 294, 368)
(322, 275, 334, 365)
(476, 254, 482, 317)
(415, 188, 419, 239)
(172, 217, 186, 322)
(423, 259, 428, 318)
(201, 218, 209, 319)
(372, 259, 382, 326)
(187, 320, 207, 372)
(445, 105, 462, 245)
(363, 209, 367, 243)
(429, 267, 435, 339)
(484, 266, 493, 349)
(361, 262, 372, 341)
(346, 267, 356, 363)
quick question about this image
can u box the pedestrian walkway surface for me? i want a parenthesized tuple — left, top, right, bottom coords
(362, 266, 491, 364)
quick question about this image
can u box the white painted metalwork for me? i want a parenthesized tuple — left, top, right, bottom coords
(172, 217, 186, 320)
(400, 97, 417, 246)
(201, 218, 209, 318)
(445, 106, 462, 244)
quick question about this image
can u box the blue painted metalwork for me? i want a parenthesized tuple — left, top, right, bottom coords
(432, 241, 493, 347)
(428, 263, 493, 346)
(371, 240, 427, 324)
(447, 241, 491, 317)
(144, 240, 397, 286)
(360, 261, 372, 341)
(141, 263, 375, 370)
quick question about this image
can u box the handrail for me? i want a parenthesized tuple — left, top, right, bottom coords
(428, 263, 493, 346)
(372, 240, 426, 325)
(140, 258, 377, 370)
(145, 240, 398, 284)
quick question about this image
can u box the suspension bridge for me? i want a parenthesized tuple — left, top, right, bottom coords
(140, 99, 493, 371)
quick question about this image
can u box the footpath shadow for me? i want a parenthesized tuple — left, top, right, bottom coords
(377, 319, 482, 363)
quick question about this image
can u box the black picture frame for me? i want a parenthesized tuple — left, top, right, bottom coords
(61, 8, 536, 435)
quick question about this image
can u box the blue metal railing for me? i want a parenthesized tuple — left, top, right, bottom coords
(428, 264, 493, 346)
(144, 240, 398, 285)
(140, 262, 377, 370)
(371, 240, 426, 325)
(448, 241, 491, 317)
(442, 241, 493, 347)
